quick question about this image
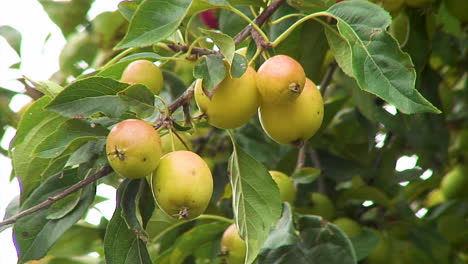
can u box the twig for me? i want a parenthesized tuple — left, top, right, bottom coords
(233, 0, 285, 45)
(251, 29, 272, 49)
(295, 142, 307, 171)
(0, 166, 113, 228)
(319, 61, 337, 97)
(309, 148, 325, 194)
(167, 44, 219, 56)
(194, 127, 217, 154)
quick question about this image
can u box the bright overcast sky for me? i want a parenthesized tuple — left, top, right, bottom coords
(0, 1, 121, 263)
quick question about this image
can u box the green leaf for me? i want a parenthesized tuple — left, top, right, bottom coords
(286, 0, 334, 13)
(202, 29, 235, 63)
(11, 97, 69, 200)
(193, 54, 227, 91)
(47, 190, 82, 220)
(259, 215, 357, 264)
(116, 0, 192, 49)
(46, 77, 130, 118)
(28, 79, 64, 98)
(48, 224, 102, 257)
(349, 228, 380, 261)
(39, 0, 94, 37)
(119, 52, 162, 62)
(104, 180, 152, 264)
(227, 133, 282, 264)
(120, 179, 154, 242)
(261, 203, 300, 250)
(155, 221, 230, 264)
(13, 168, 96, 263)
(66, 140, 105, 167)
(0, 196, 20, 233)
(34, 119, 108, 159)
(0, 25, 22, 56)
(118, 0, 142, 21)
(291, 167, 320, 185)
(230, 53, 248, 78)
(325, 0, 441, 114)
(117, 84, 156, 118)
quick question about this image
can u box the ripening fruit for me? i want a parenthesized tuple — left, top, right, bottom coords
(106, 119, 162, 179)
(440, 166, 468, 199)
(297, 192, 335, 220)
(160, 131, 192, 154)
(259, 78, 324, 145)
(152, 151, 213, 219)
(121, 60, 164, 95)
(333, 217, 362, 238)
(194, 66, 259, 129)
(256, 55, 306, 105)
(221, 224, 246, 264)
(425, 188, 445, 207)
(269, 171, 296, 204)
(445, 0, 468, 22)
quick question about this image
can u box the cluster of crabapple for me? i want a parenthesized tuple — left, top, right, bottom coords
(105, 55, 324, 263)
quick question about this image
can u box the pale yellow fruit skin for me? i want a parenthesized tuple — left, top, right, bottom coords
(121, 60, 164, 95)
(256, 55, 306, 105)
(269, 170, 296, 204)
(194, 66, 259, 129)
(152, 151, 213, 219)
(221, 224, 246, 264)
(106, 119, 162, 179)
(259, 78, 324, 145)
(160, 132, 192, 154)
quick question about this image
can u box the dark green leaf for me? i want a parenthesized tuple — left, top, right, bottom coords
(340, 186, 391, 208)
(48, 224, 102, 257)
(259, 215, 357, 264)
(349, 228, 380, 261)
(193, 54, 227, 91)
(13, 168, 96, 262)
(119, 52, 162, 62)
(261, 203, 299, 250)
(286, 0, 334, 13)
(117, 84, 156, 118)
(120, 179, 152, 242)
(104, 180, 152, 264)
(47, 190, 82, 220)
(230, 53, 248, 78)
(325, 0, 440, 114)
(228, 133, 282, 264)
(66, 139, 106, 167)
(116, 0, 192, 49)
(34, 119, 108, 159)
(59, 31, 99, 76)
(11, 96, 69, 200)
(0, 25, 22, 56)
(46, 77, 129, 118)
(0, 196, 20, 233)
(155, 222, 230, 264)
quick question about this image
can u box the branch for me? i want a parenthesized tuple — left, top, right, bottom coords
(309, 148, 326, 194)
(295, 142, 307, 171)
(319, 61, 337, 97)
(0, 166, 113, 228)
(167, 44, 219, 56)
(233, 0, 286, 45)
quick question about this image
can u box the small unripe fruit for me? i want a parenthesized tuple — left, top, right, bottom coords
(333, 217, 362, 238)
(121, 60, 164, 95)
(440, 166, 468, 199)
(160, 132, 192, 154)
(106, 119, 162, 179)
(152, 151, 213, 219)
(259, 78, 324, 145)
(256, 55, 306, 105)
(269, 171, 296, 204)
(194, 66, 259, 129)
(221, 224, 246, 264)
